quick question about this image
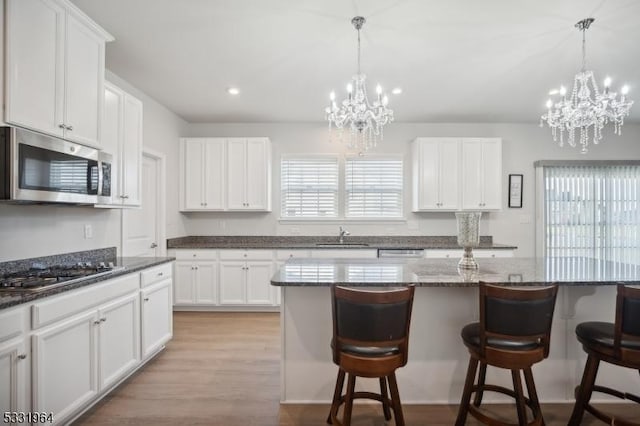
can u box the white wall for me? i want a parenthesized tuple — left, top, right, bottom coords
(0, 69, 189, 262)
(185, 122, 640, 257)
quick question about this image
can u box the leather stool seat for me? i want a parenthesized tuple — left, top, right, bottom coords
(569, 285, 640, 425)
(341, 345, 400, 357)
(462, 323, 540, 351)
(576, 321, 640, 351)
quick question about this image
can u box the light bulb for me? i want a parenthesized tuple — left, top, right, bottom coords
(546, 99, 553, 109)
(621, 85, 630, 95)
(548, 89, 559, 95)
(391, 87, 402, 95)
(227, 87, 240, 95)
(382, 95, 389, 106)
(604, 77, 612, 88)
(559, 86, 567, 96)
(376, 84, 382, 95)
(346, 83, 353, 93)
(329, 91, 335, 101)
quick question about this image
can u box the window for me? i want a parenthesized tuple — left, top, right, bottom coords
(541, 164, 640, 266)
(281, 157, 338, 218)
(345, 157, 403, 218)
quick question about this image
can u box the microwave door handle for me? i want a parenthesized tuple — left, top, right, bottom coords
(97, 161, 104, 196)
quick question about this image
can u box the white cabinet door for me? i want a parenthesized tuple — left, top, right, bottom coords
(412, 138, 459, 211)
(32, 310, 99, 422)
(183, 139, 206, 210)
(103, 83, 122, 196)
(64, 12, 104, 147)
(246, 261, 274, 305)
(4, 0, 65, 137)
(141, 280, 173, 359)
(195, 262, 218, 304)
(461, 138, 502, 211)
(98, 293, 140, 390)
(101, 82, 142, 208)
(227, 139, 246, 210)
(219, 262, 246, 304)
(174, 262, 195, 304)
(203, 139, 226, 210)
(439, 141, 461, 210)
(120, 94, 143, 206)
(245, 138, 270, 210)
(480, 139, 503, 209)
(0, 339, 29, 413)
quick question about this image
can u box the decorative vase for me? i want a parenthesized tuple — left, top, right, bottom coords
(455, 211, 482, 270)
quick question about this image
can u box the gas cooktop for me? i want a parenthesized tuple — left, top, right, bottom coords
(0, 262, 124, 292)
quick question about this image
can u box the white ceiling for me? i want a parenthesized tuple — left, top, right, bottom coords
(71, 0, 640, 124)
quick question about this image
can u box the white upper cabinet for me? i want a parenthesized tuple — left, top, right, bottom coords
(412, 137, 502, 212)
(180, 137, 271, 212)
(101, 81, 143, 207)
(412, 138, 460, 211)
(461, 138, 502, 210)
(180, 138, 225, 211)
(227, 138, 271, 211)
(4, 0, 113, 148)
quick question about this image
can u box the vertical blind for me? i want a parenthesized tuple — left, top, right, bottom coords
(345, 157, 403, 218)
(543, 165, 640, 267)
(281, 157, 338, 218)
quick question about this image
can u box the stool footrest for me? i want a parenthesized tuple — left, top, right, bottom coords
(578, 385, 640, 426)
(466, 384, 540, 426)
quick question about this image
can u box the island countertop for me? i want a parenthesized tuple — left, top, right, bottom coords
(270, 256, 640, 287)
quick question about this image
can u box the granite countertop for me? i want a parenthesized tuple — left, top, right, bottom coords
(0, 256, 175, 310)
(270, 257, 640, 287)
(167, 235, 517, 250)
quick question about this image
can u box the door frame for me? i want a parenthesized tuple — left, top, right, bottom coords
(121, 147, 166, 256)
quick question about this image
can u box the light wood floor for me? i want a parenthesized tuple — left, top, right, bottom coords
(75, 312, 639, 425)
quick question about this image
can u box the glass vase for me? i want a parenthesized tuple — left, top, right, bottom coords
(455, 211, 482, 270)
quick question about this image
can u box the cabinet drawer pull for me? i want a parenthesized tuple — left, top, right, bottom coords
(17, 354, 27, 360)
(157, 272, 164, 276)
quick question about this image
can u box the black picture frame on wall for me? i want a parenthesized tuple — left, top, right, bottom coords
(508, 174, 523, 208)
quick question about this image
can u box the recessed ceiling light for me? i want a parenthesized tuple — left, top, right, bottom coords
(227, 87, 240, 95)
(391, 87, 402, 95)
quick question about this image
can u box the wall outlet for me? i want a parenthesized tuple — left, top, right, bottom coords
(84, 224, 93, 239)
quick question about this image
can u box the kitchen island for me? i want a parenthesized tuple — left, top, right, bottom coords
(271, 256, 640, 404)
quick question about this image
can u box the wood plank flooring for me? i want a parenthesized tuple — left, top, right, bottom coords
(74, 312, 639, 425)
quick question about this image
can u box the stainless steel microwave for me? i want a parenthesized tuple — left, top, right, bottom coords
(0, 126, 112, 204)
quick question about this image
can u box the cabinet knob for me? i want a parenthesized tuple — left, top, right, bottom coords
(17, 354, 27, 360)
(58, 124, 66, 129)
(94, 320, 101, 325)
(144, 297, 150, 302)
(66, 125, 73, 131)
(151, 243, 158, 249)
(193, 254, 197, 257)
(122, 195, 129, 199)
(100, 317, 107, 322)
(157, 271, 163, 276)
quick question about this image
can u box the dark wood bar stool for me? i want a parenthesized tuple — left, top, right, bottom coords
(568, 284, 640, 426)
(456, 282, 558, 426)
(327, 285, 415, 426)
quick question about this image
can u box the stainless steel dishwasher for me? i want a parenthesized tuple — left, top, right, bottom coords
(377, 249, 425, 258)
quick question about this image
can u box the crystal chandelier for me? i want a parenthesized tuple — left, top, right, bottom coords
(325, 16, 394, 153)
(540, 18, 633, 154)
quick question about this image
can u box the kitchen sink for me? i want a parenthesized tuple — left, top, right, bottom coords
(315, 243, 370, 247)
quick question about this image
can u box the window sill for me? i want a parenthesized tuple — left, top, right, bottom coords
(278, 217, 407, 224)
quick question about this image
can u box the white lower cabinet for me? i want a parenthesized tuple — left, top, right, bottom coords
(219, 250, 275, 306)
(32, 310, 99, 424)
(174, 261, 217, 305)
(0, 338, 29, 413)
(219, 261, 274, 305)
(141, 279, 173, 359)
(98, 293, 140, 390)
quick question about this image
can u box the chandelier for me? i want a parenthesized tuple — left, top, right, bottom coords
(325, 16, 394, 153)
(540, 18, 633, 154)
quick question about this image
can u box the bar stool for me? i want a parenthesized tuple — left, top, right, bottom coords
(327, 285, 415, 426)
(456, 282, 558, 426)
(568, 284, 640, 426)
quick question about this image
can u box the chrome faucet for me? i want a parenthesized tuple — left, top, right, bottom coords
(339, 226, 350, 244)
